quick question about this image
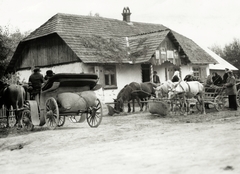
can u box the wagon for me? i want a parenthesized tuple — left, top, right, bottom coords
(21, 73, 103, 131)
(196, 82, 240, 112)
(193, 84, 230, 112)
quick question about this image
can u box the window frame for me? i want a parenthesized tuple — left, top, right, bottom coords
(192, 66, 201, 79)
(103, 65, 117, 89)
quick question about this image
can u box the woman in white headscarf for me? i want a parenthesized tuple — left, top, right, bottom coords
(171, 70, 181, 82)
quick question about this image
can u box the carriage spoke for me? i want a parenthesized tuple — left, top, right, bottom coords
(45, 97, 59, 130)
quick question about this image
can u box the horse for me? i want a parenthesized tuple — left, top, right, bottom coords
(155, 80, 175, 98)
(0, 81, 26, 128)
(168, 81, 205, 115)
(114, 82, 157, 113)
(154, 80, 179, 111)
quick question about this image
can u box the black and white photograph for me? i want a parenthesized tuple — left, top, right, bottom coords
(0, 0, 240, 173)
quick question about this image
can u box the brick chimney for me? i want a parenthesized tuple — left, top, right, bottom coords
(122, 7, 131, 22)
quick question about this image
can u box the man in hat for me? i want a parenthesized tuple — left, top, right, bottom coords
(222, 68, 229, 84)
(212, 72, 223, 86)
(153, 71, 160, 84)
(184, 70, 198, 82)
(28, 67, 44, 100)
(44, 70, 55, 82)
(224, 70, 238, 110)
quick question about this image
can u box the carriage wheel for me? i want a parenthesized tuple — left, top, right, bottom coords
(58, 116, 65, 127)
(69, 113, 86, 123)
(22, 110, 34, 131)
(196, 102, 203, 112)
(87, 98, 103, 128)
(237, 90, 240, 107)
(214, 95, 227, 111)
(45, 97, 59, 130)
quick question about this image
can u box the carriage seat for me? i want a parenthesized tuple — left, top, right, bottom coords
(42, 73, 99, 92)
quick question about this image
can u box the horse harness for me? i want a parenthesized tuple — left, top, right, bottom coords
(137, 83, 154, 96)
(178, 81, 192, 94)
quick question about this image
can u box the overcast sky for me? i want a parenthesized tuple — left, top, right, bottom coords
(0, 0, 239, 48)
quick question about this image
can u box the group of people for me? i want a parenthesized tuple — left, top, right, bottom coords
(153, 68, 238, 111)
(153, 70, 196, 84)
(28, 67, 55, 99)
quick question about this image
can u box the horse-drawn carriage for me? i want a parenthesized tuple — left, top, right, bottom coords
(153, 80, 234, 116)
(197, 82, 240, 111)
(21, 73, 103, 131)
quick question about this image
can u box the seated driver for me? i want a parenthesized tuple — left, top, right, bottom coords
(28, 67, 44, 100)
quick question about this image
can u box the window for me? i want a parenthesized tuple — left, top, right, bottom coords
(192, 67, 201, 78)
(104, 66, 117, 89)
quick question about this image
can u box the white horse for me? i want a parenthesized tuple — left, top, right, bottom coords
(155, 80, 175, 99)
(155, 80, 179, 112)
(168, 81, 206, 115)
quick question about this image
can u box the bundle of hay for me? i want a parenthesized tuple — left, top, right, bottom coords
(148, 99, 169, 116)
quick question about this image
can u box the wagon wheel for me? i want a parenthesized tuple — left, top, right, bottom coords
(173, 100, 185, 115)
(178, 103, 186, 115)
(68, 114, 82, 123)
(196, 102, 203, 112)
(214, 95, 227, 111)
(45, 97, 59, 130)
(87, 98, 103, 128)
(58, 116, 65, 127)
(22, 109, 34, 131)
(237, 89, 240, 107)
(70, 113, 86, 123)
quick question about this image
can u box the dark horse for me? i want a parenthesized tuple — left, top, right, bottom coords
(0, 81, 26, 128)
(114, 82, 157, 113)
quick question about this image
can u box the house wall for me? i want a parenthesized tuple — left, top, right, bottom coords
(94, 64, 142, 103)
(18, 62, 86, 83)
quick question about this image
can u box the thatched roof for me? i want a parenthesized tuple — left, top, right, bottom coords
(7, 13, 218, 72)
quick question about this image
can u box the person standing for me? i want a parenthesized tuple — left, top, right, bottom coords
(212, 72, 223, 86)
(222, 68, 229, 84)
(171, 70, 181, 82)
(205, 74, 213, 87)
(224, 70, 237, 110)
(184, 70, 198, 82)
(28, 67, 44, 100)
(153, 71, 160, 84)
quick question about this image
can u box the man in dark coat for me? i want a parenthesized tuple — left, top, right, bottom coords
(224, 70, 237, 110)
(28, 67, 44, 99)
(44, 70, 55, 81)
(153, 71, 160, 84)
(222, 68, 229, 84)
(184, 71, 198, 82)
(212, 72, 223, 86)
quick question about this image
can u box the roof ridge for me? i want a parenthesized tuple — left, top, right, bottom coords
(127, 29, 170, 37)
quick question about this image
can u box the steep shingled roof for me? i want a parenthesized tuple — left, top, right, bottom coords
(172, 31, 217, 64)
(23, 13, 169, 41)
(8, 13, 218, 72)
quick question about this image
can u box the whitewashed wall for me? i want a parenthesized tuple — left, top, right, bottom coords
(18, 62, 85, 83)
(99, 64, 141, 103)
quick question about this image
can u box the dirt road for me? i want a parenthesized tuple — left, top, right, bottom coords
(0, 108, 240, 174)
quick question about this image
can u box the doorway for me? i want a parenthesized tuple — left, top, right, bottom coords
(141, 64, 150, 82)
